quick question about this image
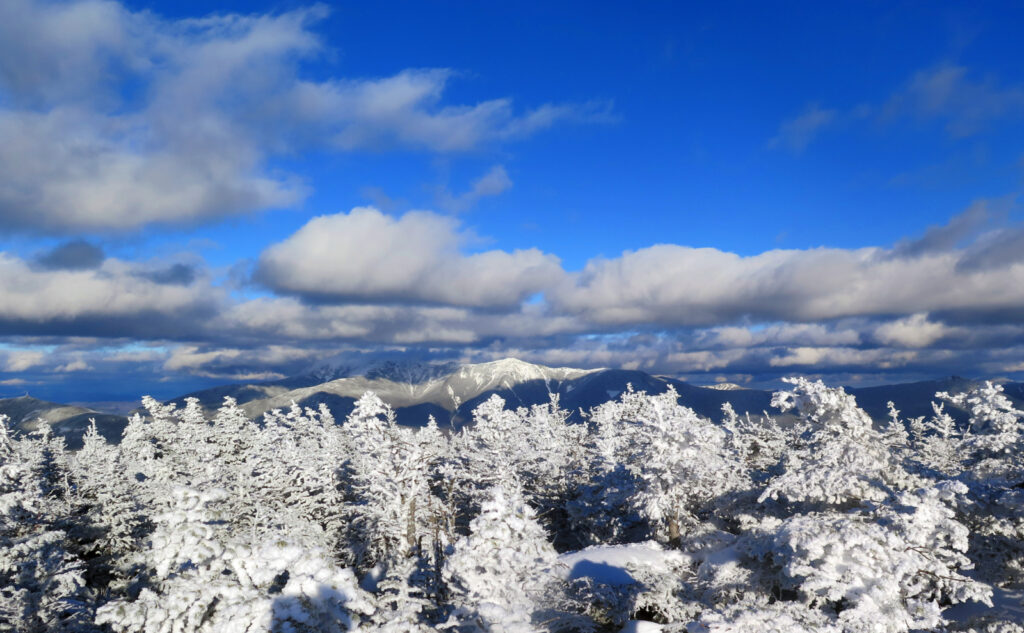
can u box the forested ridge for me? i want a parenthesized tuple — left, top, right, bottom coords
(1, 378, 1022, 632)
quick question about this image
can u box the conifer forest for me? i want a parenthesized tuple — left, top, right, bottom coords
(3, 378, 1022, 632)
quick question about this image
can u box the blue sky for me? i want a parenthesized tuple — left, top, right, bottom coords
(1, 0, 1024, 403)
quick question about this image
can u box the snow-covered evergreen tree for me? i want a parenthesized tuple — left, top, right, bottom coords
(766, 483, 991, 632)
(66, 420, 148, 594)
(585, 386, 748, 545)
(0, 418, 91, 632)
(909, 401, 963, 477)
(938, 381, 1023, 481)
(241, 402, 346, 551)
(5, 374, 1022, 632)
(343, 392, 444, 571)
(760, 377, 920, 508)
(443, 485, 566, 632)
(448, 395, 586, 531)
(95, 486, 373, 633)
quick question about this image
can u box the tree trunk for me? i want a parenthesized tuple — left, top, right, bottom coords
(668, 516, 681, 549)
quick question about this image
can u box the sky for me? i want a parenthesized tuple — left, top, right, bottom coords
(2, 0, 1024, 403)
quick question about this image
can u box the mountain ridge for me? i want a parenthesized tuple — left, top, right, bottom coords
(3, 358, 1018, 445)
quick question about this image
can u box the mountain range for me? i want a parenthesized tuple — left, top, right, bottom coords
(0, 357, 1011, 447)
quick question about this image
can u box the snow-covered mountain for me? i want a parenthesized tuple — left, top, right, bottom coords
(231, 358, 603, 425)
(8, 358, 1021, 446)
(0, 395, 127, 448)
(167, 362, 1024, 430)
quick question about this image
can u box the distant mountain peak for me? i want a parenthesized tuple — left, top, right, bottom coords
(364, 360, 458, 384)
(449, 358, 601, 392)
(706, 382, 746, 391)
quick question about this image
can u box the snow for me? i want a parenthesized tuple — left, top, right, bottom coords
(558, 542, 691, 586)
(706, 382, 745, 391)
(7, 374, 1024, 633)
(619, 621, 664, 633)
(240, 357, 603, 418)
(944, 583, 1024, 624)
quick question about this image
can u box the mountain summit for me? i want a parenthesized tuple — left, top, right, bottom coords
(7, 359, 1020, 444)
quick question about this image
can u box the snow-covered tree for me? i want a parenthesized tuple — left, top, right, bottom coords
(443, 485, 566, 632)
(767, 483, 991, 632)
(930, 383, 1024, 595)
(66, 420, 148, 592)
(241, 402, 346, 551)
(909, 401, 963, 476)
(760, 377, 919, 508)
(938, 381, 1023, 481)
(369, 556, 436, 632)
(584, 386, 748, 545)
(96, 486, 373, 633)
(7, 374, 1023, 632)
(343, 392, 445, 571)
(0, 418, 91, 632)
(448, 395, 586, 527)
(721, 403, 790, 474)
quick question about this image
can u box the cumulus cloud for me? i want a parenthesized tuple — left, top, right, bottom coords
(54, 358, 91, 372)
(8, 194, 1024, 386)
(257, 207, 564, 308)
(695, 322, 863, 351)
(549, 239, 1024, 327)
(0, 0, 607, 232)
(0, 252, 222, 338)
(769, 346, 919, 369)
(873, 313, 956, 348)
(4, 350, 46, 372)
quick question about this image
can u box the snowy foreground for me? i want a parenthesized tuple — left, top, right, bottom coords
(2, 378, 1023, 632)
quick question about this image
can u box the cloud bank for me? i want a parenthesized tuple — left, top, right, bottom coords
(0, 0, 607, 232)
(257, 207, 564, 308)
(4, 200, 1024, 390)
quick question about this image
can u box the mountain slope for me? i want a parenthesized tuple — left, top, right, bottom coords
(227, 359, 786, 427)
(6, 360, 1013, 447)
(235, 358, 601, 425)
(0, 396, 127, 448)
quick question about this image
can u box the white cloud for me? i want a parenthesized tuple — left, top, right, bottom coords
(664, 350, 744, 371)
(164, 344, 317, 373)
(550, 238, 1024, 327)
(697, 323, 861, 349)
(0, 252, 221, 338)
(4, 350, 45, 372)
(0, 1, 605, 232)
(302, 71, 612, 152)
(873, 313, 955, 348)
(257, 207, 564, 308)
(769, 347, 918, 369)
(54, 358, 91, 372)
(164, 346, 242, 372)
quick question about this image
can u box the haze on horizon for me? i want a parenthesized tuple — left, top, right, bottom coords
(2, 0, 1024, 403)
